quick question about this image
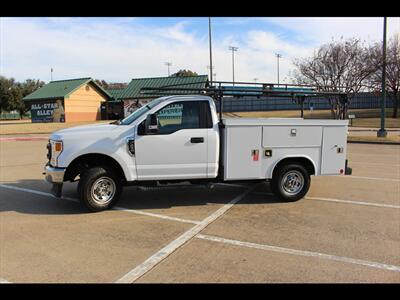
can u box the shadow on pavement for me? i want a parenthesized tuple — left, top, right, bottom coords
(0, 179, 282, 216)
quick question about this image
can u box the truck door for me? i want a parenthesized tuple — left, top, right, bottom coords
(134, 100, 212, 180)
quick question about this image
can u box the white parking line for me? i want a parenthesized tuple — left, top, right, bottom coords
(0, 184, 201, 225)
(116, 185, 257, 283)
(0, 277, 11, 283)
(348, 153, 400, 158)
(306, 196, 400, 209)
(196, 234, 400, 273)
(249, 191, 399, 209)
(333, 175, 400, 182)
(113, 207, 200, 225)
(350, 161, 400, 167)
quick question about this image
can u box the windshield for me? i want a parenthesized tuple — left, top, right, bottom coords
(119, 98, 164, 125)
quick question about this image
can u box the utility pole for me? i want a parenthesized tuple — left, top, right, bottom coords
(164, 62, 172, 77)
(208, 17, 213, 85)
(275, 53, 282, 85)
(229, 45, 238, 85)
(377, 17, 388, 138)
(207, 65, 215, 82)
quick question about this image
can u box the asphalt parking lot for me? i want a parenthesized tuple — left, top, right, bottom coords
(0, 137, 399, 283)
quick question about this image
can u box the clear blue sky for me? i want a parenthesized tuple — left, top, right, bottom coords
(1, 17, 399, 83)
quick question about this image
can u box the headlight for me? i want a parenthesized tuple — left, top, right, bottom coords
(50, 140, 63, 167)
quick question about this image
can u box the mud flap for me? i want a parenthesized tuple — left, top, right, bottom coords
(51, 183, 63, 198)
(345, 159, 352, 175)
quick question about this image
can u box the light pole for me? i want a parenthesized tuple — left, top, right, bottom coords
(208, 17, 213, 85)
(213, 73, 217, 82)
(164, 62, 172, 76)
(51, 68, 53, 81)
(377, 17, 387, 138)
(207, 65, 215, 83)
(275, 53, 282, 85)
(254, 78, 258, 86)
(229, 45, 238, 85)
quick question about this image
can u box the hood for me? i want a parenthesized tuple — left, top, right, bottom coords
(50, 123, 130, 140)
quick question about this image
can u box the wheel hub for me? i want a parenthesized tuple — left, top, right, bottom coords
(281, 170, 304, 195)
(91, 177, 116, 204)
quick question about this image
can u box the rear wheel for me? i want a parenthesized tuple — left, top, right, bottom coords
(271, 163, 310, 202)
(78, 167, 122, 212)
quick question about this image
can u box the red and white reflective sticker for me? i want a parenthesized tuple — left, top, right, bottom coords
(252, 149, 259, 161)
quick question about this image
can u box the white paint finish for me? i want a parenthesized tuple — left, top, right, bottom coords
(264, 150, 321, 178)
(134, 128, 210, 180)
(53, 124, 138, 182)
(320, 126, 348, 175)
(46, 95, 351, 186)
(223, 118, 349, 127)
(223, 126, 263, 180)
(196, 234, 400, 273)
(116, 185, 257, 283)
(223, 119, 347, 180)
(206, 125, 220, 178)
(306, 196, 400, 209)
(262, 126, 322, 148)
(0, 184, 200, 224)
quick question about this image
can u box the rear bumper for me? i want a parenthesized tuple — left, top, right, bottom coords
(43, 165, 66, 184)
(345, 159, 352, 175)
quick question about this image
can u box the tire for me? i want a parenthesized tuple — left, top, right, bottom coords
(78, 166, 122, 212)
(271, 163, 310, 202)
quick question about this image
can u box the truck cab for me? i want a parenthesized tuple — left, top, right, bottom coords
(44, 95, 351, 212)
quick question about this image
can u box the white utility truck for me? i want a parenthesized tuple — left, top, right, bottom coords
(44, 93, 351, 212)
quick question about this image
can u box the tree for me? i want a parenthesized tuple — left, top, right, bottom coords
(94, 79, 127, 90)
(0, 76, 44, 118)
(95, 79, 109, 89)
(17, 79, 45, 118)
(366, 34, 400, 118)
(0, 76, 14, 114)
(292, 38, 375, 119)
(170, 69, 198, 77)
(0, 76, 21, 114)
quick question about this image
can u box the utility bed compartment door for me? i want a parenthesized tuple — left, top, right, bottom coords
(320, 126, 347, 175)
(262, 126, 322, 148)
(224, 126, 262, 180)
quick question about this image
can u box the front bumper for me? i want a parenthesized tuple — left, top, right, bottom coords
(43, 165, 66, 184)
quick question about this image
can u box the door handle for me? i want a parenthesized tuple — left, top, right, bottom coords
(190, 137, 204, 143)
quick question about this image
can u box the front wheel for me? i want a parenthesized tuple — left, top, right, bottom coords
(271, 164, 310, 202)
(78, 167, 122, 212)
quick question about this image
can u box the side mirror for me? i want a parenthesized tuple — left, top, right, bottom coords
(145, 113, 158, 134)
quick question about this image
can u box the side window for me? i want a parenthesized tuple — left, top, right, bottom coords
(155, 101, 201, 134)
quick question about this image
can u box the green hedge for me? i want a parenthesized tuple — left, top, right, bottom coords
(0, 111, 31, 120)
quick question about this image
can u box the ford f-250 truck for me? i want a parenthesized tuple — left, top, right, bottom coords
(44, 94, 351, 212)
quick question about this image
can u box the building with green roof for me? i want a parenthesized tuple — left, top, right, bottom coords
(106, 75, 209, 118)
(23, 78, 112, 123)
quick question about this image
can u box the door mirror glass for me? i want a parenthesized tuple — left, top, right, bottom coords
(145, 113, 158, 134)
